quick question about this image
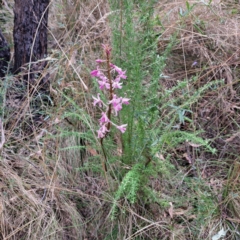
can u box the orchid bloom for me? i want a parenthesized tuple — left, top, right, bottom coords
(91, 45, 130, 138)
(99, 112, 109, 125)
(117, 124, 128, 133)
(91, 68, 101, 77)
(98, 78, 110, 90)
(92, 93, 102, 107)
(122, 97, 130, 105)
(109, 95, 123, 116)
(96, 59, 105, 63)
(111, 64, 127, 79)
(97, 124, 109, 138)
(112, 81, 123, 89)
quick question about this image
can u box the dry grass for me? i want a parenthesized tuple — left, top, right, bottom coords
(0, 0, 240, 239)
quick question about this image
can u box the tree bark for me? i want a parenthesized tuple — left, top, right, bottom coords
(0, 29, 10, 78)
(13, 0, 49, 78)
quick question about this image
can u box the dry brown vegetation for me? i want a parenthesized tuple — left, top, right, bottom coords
(0, 0, 240, 239)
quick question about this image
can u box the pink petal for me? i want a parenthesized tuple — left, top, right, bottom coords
(96, 59, 105, 63)
(112, 81, 123, 89)
(97, 129, 105, 138)
(97, 124, 109, 138)
(99, 112, 109, 125)
(117, 124, 127, 133)
(92, 93, 102, 107)
(91, 69, 100, 77)
(122, 97, 130, 105)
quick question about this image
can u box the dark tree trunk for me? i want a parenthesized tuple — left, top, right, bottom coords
(0, 29, 10, 78)
(13, 0, 49, 78)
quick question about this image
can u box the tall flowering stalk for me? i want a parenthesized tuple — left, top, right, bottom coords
(91, 44, 130, 171)
(91, 45, 130, 138)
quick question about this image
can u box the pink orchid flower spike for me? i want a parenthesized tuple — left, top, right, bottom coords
(91, 44, 130, 138)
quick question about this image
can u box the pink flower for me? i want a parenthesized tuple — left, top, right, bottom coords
(97, 124, 109, 138)
(118, 70, 127, 79)
(111, 64, 127, 79)
(112, 81, 123, 89)
(109, 95, 123, 116)
(117, 124, 127, 133)
(91, 69, 101, 77)
(91, 50, 129, 138)
(109, 94, 121, 105)
(110, 64, 121, 73)
(99, 112, 109, 125)
(92, 93, 103, 107)
(113, 104, 122, 116)
(98, 76, 110, 90)
(97, 129, 105, 138)
(122, 97, 130, 105)
(114, 76, 121, 82)
(96, 59, 105, 63)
